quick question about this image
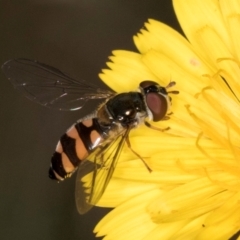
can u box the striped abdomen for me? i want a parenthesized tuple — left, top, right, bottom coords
(49, 118, 105, 181)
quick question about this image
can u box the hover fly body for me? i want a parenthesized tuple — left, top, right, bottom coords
(2, 59, 178, 214)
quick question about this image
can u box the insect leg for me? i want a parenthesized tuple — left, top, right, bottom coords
(126, 136, 152, 172)
(144, 121, 170, 131)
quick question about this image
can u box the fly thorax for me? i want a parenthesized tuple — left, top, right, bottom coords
(105, 92, 147, 127)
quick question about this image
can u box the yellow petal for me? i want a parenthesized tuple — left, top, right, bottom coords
(173, 0, 232, 60)
(194, 26, 240, 100)
(143, 220, 189, 240)
(134, 19, 215, 77)
(94, 188, 160, 237)
(171, 213, 210, 239)
(147, 177, 227, 222)
(99, 50, 157, 92)
(92, 1, 240, 239)
(142, 49, 208, 91)
(198, 192, 240, 239)
(219, 0, 240, 61)
(97, 180, 157, 207)
(186, 88, 240, 149)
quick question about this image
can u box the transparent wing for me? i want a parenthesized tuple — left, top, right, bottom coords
(75, 127, 131, 214)
(1, 59, 114, 111)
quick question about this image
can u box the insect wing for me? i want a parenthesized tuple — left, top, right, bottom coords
(75, 128, 131, 214)
(1, 59, 114, 111)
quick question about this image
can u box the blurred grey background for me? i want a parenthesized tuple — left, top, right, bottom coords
(0, 1, 182, 240)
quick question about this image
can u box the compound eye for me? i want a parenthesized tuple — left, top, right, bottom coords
(146, 93, 168, 121)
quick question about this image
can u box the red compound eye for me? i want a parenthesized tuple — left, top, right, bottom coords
(146, 92, 168, 122)
(146, 93, 168, 122)
(140, 80, 169, 122)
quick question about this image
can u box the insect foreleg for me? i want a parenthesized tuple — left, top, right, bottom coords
(144, 121, 170, 131)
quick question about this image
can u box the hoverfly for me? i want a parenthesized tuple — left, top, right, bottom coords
(1, 59, 178, 214)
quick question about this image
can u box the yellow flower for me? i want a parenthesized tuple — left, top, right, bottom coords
(91, 0, 240, 239)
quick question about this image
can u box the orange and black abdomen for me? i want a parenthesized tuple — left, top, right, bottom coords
(49, 118, 106, 181)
